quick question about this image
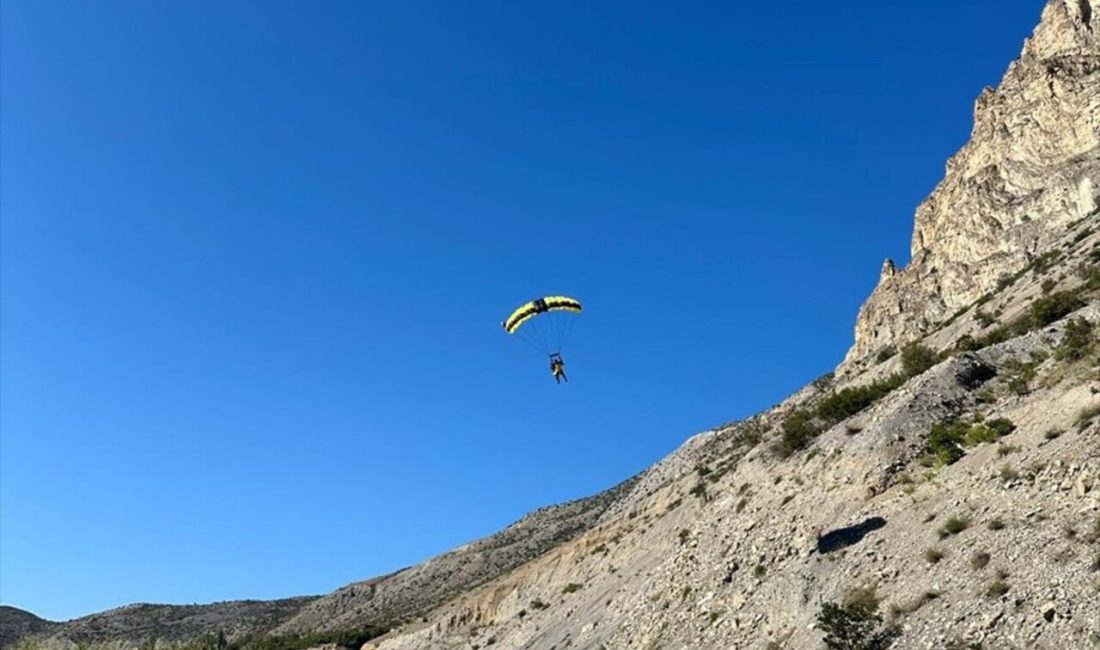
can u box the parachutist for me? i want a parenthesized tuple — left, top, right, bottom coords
(501, 296, 581, 382)
(550, 354, 568, 384)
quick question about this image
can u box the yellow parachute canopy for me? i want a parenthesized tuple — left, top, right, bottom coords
(502, 296, 582, 334)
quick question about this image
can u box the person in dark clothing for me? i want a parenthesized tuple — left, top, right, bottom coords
(550, 353, 568, 383)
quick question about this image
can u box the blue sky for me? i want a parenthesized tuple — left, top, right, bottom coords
(1, 0, 1043, 621)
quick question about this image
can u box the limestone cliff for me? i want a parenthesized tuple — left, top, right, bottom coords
(843, 0, 1099, 372)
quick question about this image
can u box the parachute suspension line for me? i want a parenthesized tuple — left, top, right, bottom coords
(557, 312, 578, 353)
(549, 307, 562, 353)
(536, 315, 552, 354)
(530, 314, 551, 355)
(516, 329, 547, 355)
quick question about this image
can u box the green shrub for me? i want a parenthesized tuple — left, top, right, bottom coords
(875, 346, 897, 364)
(901, 343, 939, 377)
(1031, 250, 1063, 274)
(973, 325, 1011, 349)
(562, 582, 583, 594)
(1030, 291, 1084, 327)
(987, 518, 1006, 531)
(816, 593, 895, 650)
(1001, 357, 1038, 394)
(985, 579, 1010, 598)
(1056, 317, 1095, 362)
(921, 417, 1013, 466)
(921, 421, 968, 466)
(940, 515, 970, 537)
(924, 548, 945, 564)
(816, 375, 904, 423)
(774, 409, 822, 457)
(735, 420, 766, 449)
(963, 424, 999, 446)
(1077, 403, 1100, 431)
(954, 334, 980, 352)
(985, 418, 1016, 437)
(1079, 262, 1100, 290)
(1041, 278, 1057, 294)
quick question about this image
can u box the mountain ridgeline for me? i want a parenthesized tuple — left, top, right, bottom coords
(6, 1, 1100, 648)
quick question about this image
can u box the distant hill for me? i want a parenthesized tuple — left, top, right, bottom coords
(0, 606, 58, 648)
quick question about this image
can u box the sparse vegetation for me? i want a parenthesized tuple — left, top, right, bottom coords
(1077, 403, 1100, 431)
(984, 418, 1016, 437)
(939, 515, 970, 538)
(1030, 290, 1084, 327)
(924, 548, 945, 564)
(970, 551, 991, 570)
(974, 309, 996, 327)
(987, 518, 1006, 531)
(177, 626, 391, 650)
(816, 587, 897, 650)
(561, 583, 583, 594)
(920, 417, 1016, 467)
(921, 421, 968, 466)
(817, 375, 905, 423)
(901, 343, 939, 377)
(887, 591, 939, 621)
(774, 408, 822, 457)
(1001, 357, 1039, 395)
(1056, 317, 1095, 362)
(1031, 249, 1064, 275)
(985, 579, 1010, 598)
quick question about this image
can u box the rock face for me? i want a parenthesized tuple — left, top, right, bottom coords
(842, 0, 1100, 371)
(8, 2, 1100, 650)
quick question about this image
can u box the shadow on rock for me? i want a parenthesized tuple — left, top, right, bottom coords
(816, 516, 887, 554)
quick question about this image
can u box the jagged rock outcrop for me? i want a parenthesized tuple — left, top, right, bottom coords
(843, 0, 1100, 372)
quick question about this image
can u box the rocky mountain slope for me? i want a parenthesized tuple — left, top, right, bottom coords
(5, 1, 1099, 649)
